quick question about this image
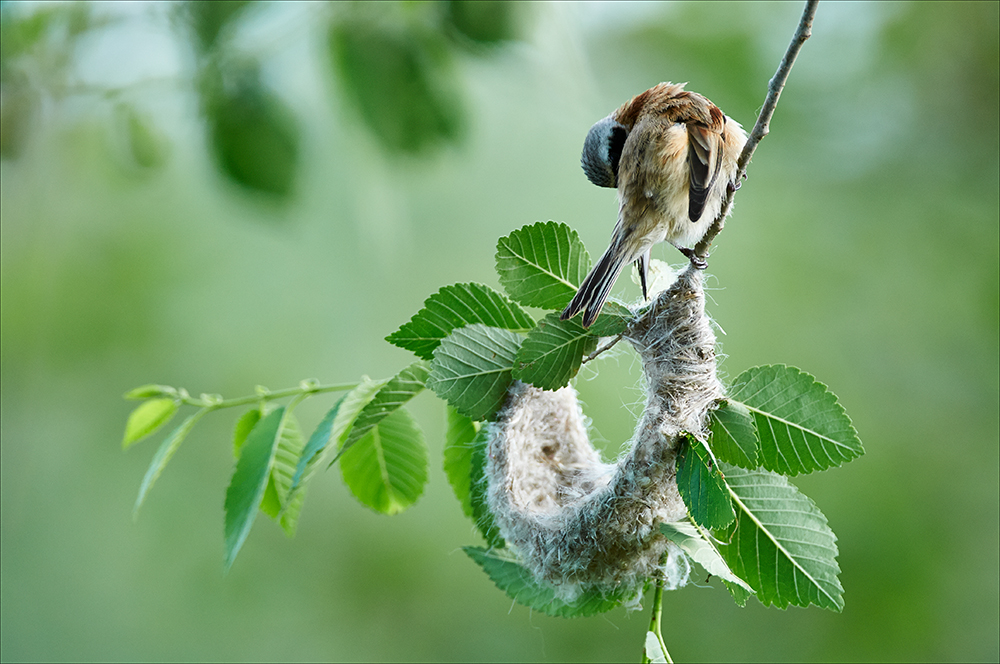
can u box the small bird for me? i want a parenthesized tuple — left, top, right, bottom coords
(560, 82, 747, 328)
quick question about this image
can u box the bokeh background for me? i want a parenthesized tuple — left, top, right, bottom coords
(2, 2, 997, 661)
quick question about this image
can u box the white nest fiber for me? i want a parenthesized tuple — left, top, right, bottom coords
(485, 266, 722, 604)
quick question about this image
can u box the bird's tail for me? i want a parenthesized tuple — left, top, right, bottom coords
(560, 238, 631, 328)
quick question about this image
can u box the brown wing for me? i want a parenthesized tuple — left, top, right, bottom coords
(687, 123, 723, 222)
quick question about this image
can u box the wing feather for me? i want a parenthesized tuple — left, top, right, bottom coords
(687, 124, 723, 221)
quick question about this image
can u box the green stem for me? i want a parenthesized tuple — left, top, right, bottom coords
(179, 381, 359, 410)
(643, 571, 673, 664)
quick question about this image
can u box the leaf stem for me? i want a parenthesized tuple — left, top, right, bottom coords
(644, 567, 673, 664)
(178, 381, 359, 410)
(582, 333, 623, 364)
(694, 0, 818, 259)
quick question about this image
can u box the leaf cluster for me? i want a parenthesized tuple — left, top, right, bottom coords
(387, 222, 862, 616)
(392, 221, 631, 417)
(450, 367, 864, 617)
(670, 364, 864, 611)
(2, 2, 524, 198)
(122, 376, 428, 571)
(0, 2, 99, 158)
(121, 221, 863, 619)
(120, 221, 625, 573)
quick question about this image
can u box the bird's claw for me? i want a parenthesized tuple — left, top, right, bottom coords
(727, 172, 747, 195)
(678, 247, 708, 270)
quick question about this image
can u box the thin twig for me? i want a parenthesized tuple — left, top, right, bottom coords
(643, 568, 673, 664)
(177, 381, 359, 410)
(693, 0, 819, 259)
(582, 333, 623, 364)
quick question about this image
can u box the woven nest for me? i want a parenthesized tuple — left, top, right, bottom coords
(484, 266, 722, 603)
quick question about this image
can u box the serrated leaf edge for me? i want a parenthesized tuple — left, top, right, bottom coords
(708, 401, 760, 468)
(723, 472, 842, 610)
(386, 282, 534, 359)
(730, 365, 862, 474)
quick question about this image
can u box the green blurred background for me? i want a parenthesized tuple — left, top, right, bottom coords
(2, 1, 997, 661)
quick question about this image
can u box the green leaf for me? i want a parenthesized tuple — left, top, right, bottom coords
(464, 547, 630, 617)
(294, 377, 384, 482)
(123, 384, 176, 400)
(202, 64, 299, 199)
(297, 401, 343, 477)
(122, 398, 179, 449)
(329, 18, 463, 154)
(182, 0, 251, 53)
(260, 476, 281, 523)
(587, 300, 631, 337)
(715, 464, 844, 611)
(0, 74, 36, 160)
(721, 576, 754, 608)
(117, 102, 169, 170)
(258, 413, 306, 535)
(340, 361, 429, 457)
(340, 407, 429, 515)
(729, 365, 864, 475)
(469, 428, 504, 548)
(709, 399, 759, 468)
(676, 438, 735, 529)
(444, 0, 518, 45)
(133, 409, 208, 517)
(659, 522, 752, 592)
(644, 631, 668, 663)
(1, 6, 57, 67)
(443, 406, 480, 518)
(426, 324, 522, 421)
(495, 221, 591, 309)
(224, 407, 285, 571)
(290, 399, 339, 491)
(285, 382, 384, 524)
(513, 312, 597, 390)
(386, 282, 534, 360)
(232, 407, 262, 458)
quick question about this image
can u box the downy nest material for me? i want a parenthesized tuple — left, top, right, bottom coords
(484, 266, 722, 605)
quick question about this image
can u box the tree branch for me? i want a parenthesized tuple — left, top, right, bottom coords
(693, 0, 818, 259)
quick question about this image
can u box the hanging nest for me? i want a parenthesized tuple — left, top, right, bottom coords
(484, 266, 722, 603)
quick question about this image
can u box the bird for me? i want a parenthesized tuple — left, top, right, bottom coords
(560, 82, 747, 328)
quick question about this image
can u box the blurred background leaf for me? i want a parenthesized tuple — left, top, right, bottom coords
(328, 9, 465, 155)
(0, 71, 38, 159)
(113, 102, 170, 171)
(180, 0, 251, 54)
(1, 2, 997, 662)
(0, 1, 95, 158)
(443, 0, 520, 47)
(199, 60, 300, 199)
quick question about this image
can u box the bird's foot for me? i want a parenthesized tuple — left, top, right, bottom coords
(679, 247, 708, 270)
(727, 172, 747, 194)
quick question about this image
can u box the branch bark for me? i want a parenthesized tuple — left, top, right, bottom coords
(694, 0, 819, 259)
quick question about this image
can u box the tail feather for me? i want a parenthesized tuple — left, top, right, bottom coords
(560, 242, 630, 328)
